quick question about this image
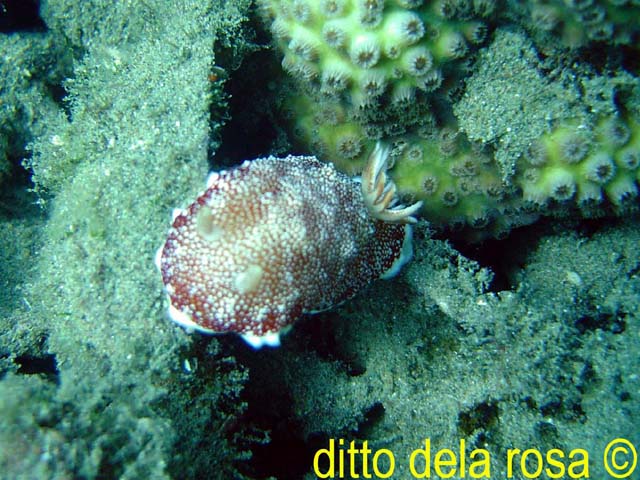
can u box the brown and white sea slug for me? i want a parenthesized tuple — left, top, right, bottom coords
(156, 142, 422, 348)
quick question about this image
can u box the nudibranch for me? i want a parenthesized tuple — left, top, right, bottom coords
(156, 142, 422, 348)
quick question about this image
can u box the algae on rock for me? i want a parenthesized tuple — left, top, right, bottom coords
(1, 0, 253, 478)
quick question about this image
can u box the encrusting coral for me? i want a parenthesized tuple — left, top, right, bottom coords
(259, 0, 640, 239)
(290, 91, 640, 238)
(259, 0, 493, 107)
(516, 114, 640, 211)
(508, 0, 640, 49)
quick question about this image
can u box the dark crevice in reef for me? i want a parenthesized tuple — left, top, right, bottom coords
(230, 329, 379, 479)
(212, 11, 289, 168)
(213, 48, 287, 166)
(570, 215, 634, 238)
(0, 167, 43, 220)
(232, 346, 319, 479)
(14, 353, 59, 382)
(450, 236, 517, 293)
(575, 311, 626, 335)
(449, 213, 634, 294)
(244, 417, 319, 480)
(355, 402, 386, 439)
(0, 0, 46, 33)
(457, 399, 499, 437)
(289, 313, 368, 377)
(448, 225, 543, 293)
(232, 349, 387, 479)
(310, 402, 387, 478)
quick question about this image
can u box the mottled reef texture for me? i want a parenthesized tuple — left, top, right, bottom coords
(0, 1, 639, 480)
(251, 219, 640, 479)
(1, 0, 252, 478)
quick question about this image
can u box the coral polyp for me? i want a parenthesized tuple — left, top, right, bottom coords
(259, 0, 488, 106)
(261, 1, 640, 239)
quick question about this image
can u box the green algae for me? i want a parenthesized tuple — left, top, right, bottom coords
(1, 0, 252, 478)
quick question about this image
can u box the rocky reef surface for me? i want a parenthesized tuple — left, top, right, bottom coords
(0, 0, 638, 479)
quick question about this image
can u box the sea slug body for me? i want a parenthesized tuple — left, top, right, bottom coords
(156, 145, 420, 348)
